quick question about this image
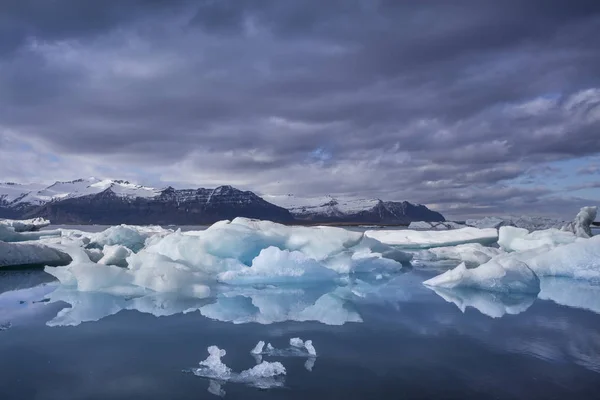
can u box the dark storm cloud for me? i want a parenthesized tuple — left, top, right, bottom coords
(1, 0, 600, 217)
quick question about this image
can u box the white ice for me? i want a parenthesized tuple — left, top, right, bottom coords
(466, 215, 564, 230)
(561, 206, 597, 238)
(423, 259, 540, 294)
(365, 227, 498, 249)
(217, 247, 339, 284)
(418, 243, 504, 266)
(46, 218, 409, 299)
(90, 224, 171, 252)
(0, 224, 61, 242)
(194, 346, 285, 390)
(251, 337, 317, 357)
(498, 226, 580, 252)
(408, 221, 465, 230)
(0, 217, 50, 232)
(97, 245, 132, 267)
(0, 241, 71, 268)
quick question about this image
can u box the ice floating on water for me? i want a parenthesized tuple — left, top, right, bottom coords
(423, 259, 540, 294)
(365, 227, 498, 249)
(90, 224, 170, 252)
(498, 226, 580, 252)
(251, 337, 317, 362)
(419, 243, 504, 266)
(0, 217, 50, 232)
(0, 224, 61, 243)
(0, 241, 71, 268)
(466, 215, 564, 230)
(561, 206, 597, 238)
(46, 218, 409, 299)
(407, 221, 465, 230)
(428, 286, 535, 318)
(217, 247, 338, 285)
(193, 346, 285, 391)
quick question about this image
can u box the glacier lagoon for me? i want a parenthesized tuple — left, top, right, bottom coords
(1, 219, 600, 399)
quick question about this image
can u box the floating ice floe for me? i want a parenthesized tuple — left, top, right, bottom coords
(365, 227, 498, 249)
(193, 346, 286, 391)
(97, 245, 132, 268)
(252, 337, 317, 357)
(466, 215, 564, 230)
(498, 226, 581, 252)
(0, 217, 50, 232)
(45, 218, 410, 299)
(0, 224, 61, 242)
(423, 259, 540, 294)
(90, 224, 171, 252)
(561, 206, 597, 238)
(417, 243, 504, 266)
(0, 241, 71, 268)
(407, 221, 466, 230)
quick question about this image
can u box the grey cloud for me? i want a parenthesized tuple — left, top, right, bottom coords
(1, 1, 600, 217)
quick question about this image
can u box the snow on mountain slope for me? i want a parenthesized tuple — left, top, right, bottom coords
(1, 178, 160, 206)
(263, 195, 380, 217)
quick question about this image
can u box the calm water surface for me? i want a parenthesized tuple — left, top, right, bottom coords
(1, 265, 600, 399)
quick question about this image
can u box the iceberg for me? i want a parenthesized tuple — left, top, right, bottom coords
(498, 226, 580, 252)
(46, 218, 409, 298)
(419, 243, 504, 266)
(0, 217, 50, 232)
(423, 259, 540, 294)
(365, 227, 498, 249)
(0, 224, 61, 242)
(217, 247, 339, 285)
(407, 221, 466, 230)
(0, 241, 71, 268)
(97, 245, 132, 268)
(466, 216, 564, 230)
(90, 224, 171, 252)
(561, 206, 597, 238)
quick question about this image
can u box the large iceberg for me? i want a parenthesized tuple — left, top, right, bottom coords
(561, 206, 597, 238)
(365, 227, 498, 249)
(46, 218, 409, 298)
(423, 259, 540, 294)
(0, 217, 50, 232)
(498, 226, 580, 252)
(466, 216, 564, 230)
(0, 241, 71, 268)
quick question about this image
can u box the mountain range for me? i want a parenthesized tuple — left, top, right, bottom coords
(0, 178, 445, 225)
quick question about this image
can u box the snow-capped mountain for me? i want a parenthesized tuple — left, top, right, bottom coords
(0, 179, 445, 225)
(264, 194, 445, 224)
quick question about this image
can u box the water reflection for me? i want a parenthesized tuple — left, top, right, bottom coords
(428, 286, 536, 318)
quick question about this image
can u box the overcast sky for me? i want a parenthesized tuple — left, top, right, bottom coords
(1, 0, 599, 218)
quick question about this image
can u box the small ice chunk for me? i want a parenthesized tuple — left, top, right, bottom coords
(304, 357, 315, 371)
(266, 343, 274, 351)
(197, 346, 232, 379)
(237, 361, 286, 381)
(251, 341, 265, 355)
(304, 340, 316, 356)
(290, 337, 304, 348)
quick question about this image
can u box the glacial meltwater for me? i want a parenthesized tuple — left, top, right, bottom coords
(1, 224, 600, 399)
